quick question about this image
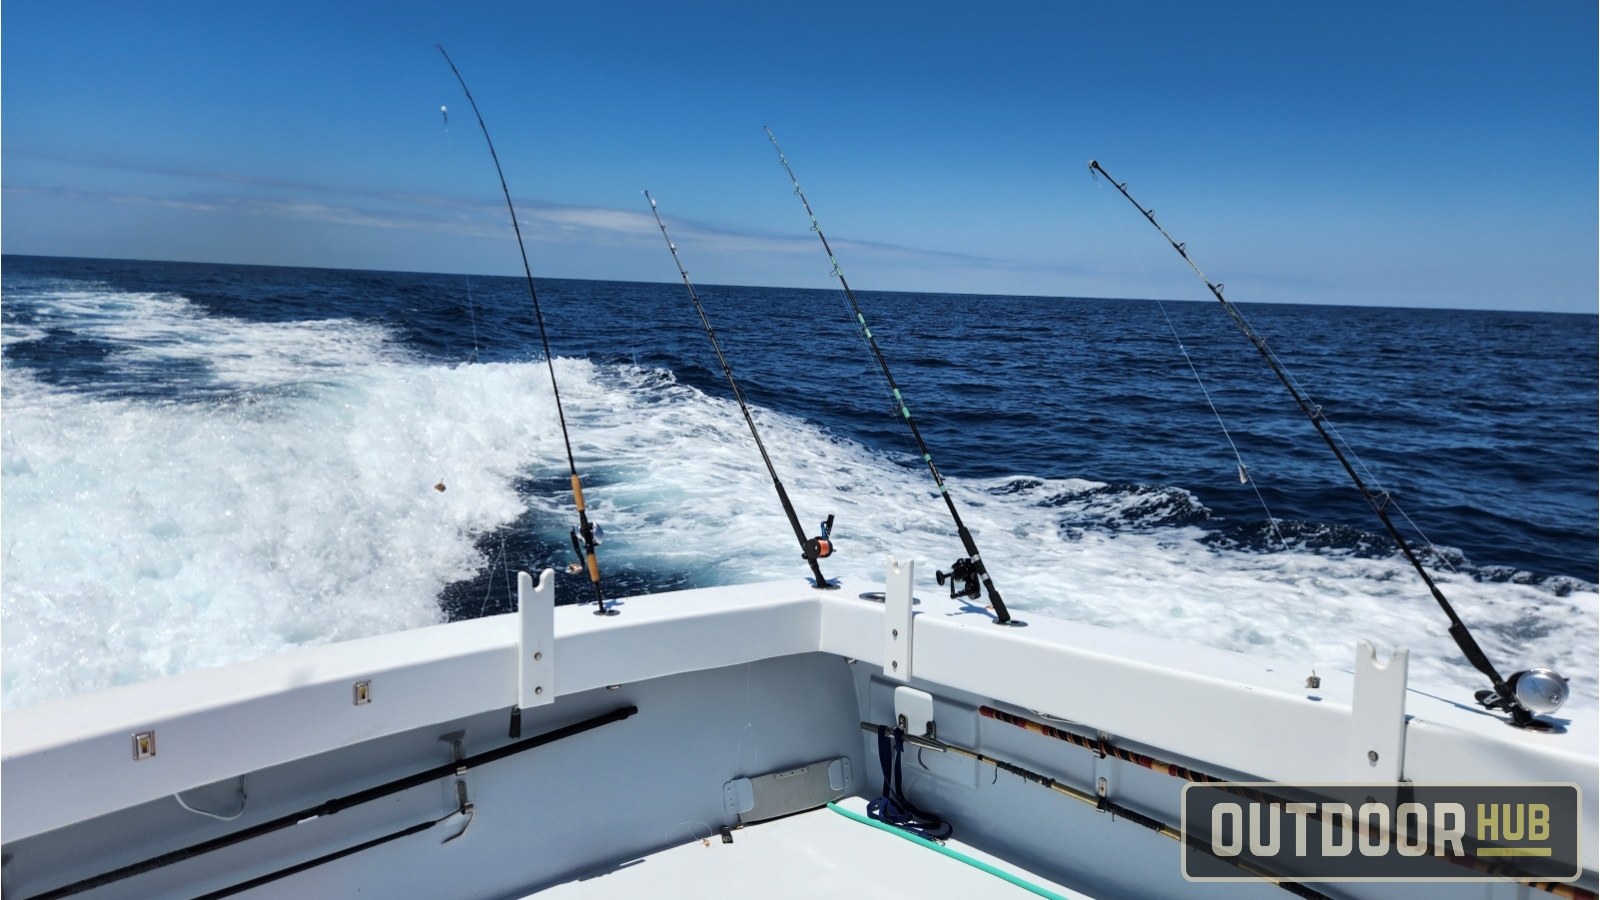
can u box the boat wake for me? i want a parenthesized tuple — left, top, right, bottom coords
(3, 283, 1594, 710)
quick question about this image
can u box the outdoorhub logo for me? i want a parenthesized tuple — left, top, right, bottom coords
(1181, 783, 1581, 882)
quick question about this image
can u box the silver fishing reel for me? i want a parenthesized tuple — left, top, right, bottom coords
(1477, 666, 1569, 726)
(1511, 667, 1569, 716)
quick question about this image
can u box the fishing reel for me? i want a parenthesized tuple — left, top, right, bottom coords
(802, 515, 836, 562)
(566, 521, 604, 575)
(1475, 667, 1569, 728)
(935, 557, 983, 601)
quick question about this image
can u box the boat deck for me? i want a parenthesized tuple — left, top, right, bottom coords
(526, 797, 1095, 900)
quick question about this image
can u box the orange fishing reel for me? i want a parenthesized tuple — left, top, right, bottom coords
(802, 515, 836, 562)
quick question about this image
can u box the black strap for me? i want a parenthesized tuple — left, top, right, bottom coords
(866, 726, 952, 840)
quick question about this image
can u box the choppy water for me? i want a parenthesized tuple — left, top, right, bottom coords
(3, 254, 1595, 710)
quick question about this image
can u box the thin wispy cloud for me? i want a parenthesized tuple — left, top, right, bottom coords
(6, 147, 1110, 285)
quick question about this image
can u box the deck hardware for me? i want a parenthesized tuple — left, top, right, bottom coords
(861, 721, 945, 754)
(516, 570, 556, 730)
(442, 780, 475, 844)
(353, 680, 371, 705)
(719, 826, 734, 844)
(1351, 641, 1407, 780)
(132, 731, 155, 761)
(858, 591, 920, 605)
(607, 684, 621, 691)
(1097, 777, 1107, 797)
(440, 732, 467, 774)
(862, 716, 1333, 898)
(883, 556, 915, 681)
(723, 757, 853, 824)
(40, 706, 639, 900)
(1305, 671, 1321, 689)
(894, 686, 936, 739)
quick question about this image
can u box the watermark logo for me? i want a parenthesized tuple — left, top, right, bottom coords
(1181, 783, 1581, 882)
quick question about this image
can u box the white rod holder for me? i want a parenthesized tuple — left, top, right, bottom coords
(518, 569, 556, 709)
(883, 556, 915, 682)
(1350, 640, 1408, 780)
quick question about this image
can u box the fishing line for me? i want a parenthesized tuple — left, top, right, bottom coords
(1093, 180, 1291, 553)
(1087, 160, 1552, 725)
(765, 128, 1018, 625)
(463, 274, 481, 363)
(1209, 299, 1465, 566)
(1283, 381, 1463, 572)
(643, 191, 838, 588)
(476, 540, 501, 619)
(438, 45, 612, 617)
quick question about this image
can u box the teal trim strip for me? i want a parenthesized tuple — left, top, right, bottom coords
(825, 802, 1072, 900)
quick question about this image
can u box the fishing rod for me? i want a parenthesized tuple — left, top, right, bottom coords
(437, 45, 613, 618)
(1087, 160, 1568, 727)
(765, 128, 1018, 625)
(643, 191, 839, 589)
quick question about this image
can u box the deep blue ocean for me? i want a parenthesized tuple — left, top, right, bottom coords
(3, 254, 1595, 708)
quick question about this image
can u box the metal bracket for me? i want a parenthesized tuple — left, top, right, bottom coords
(722, 757, 853, 825)
(442, 779, 474, 844)
(883, 556, 915, 682)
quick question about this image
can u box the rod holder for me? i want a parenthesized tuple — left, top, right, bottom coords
(883, 556, 915, 682)
(517, 569, 556, 711)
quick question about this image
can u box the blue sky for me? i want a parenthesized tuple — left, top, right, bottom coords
(4, 1, 1595, 311)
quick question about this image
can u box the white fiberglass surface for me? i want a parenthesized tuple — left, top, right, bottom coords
(529, 801, 1096, 900)
(3, 286, 1594, 710)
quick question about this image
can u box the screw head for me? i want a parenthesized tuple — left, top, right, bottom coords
(535, 686, 543, 695)
(533, 652, 542, 661)
(892, 629, 898, 638)
(1367, 750, 1379, 763)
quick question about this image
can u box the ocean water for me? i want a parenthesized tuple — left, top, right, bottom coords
(3, 254, 1595, 711)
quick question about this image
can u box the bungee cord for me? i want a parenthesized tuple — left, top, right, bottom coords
(765, 127, 1017, 625)
(438, 45, 612, 617)
(644, 191, 839, 588)
(1088, 159, 1555, 725)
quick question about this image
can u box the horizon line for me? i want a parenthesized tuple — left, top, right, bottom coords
(6, 252, 1592, 318)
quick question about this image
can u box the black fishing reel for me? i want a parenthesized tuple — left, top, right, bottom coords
(935, 557, 983, 601)
(803, 515, 836, 562)
(567, 520, 603, 575)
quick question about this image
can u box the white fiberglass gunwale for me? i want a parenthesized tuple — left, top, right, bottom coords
(4, 574, 1594, 856)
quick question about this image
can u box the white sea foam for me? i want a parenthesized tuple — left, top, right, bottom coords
(3, 287, 1595, 710)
